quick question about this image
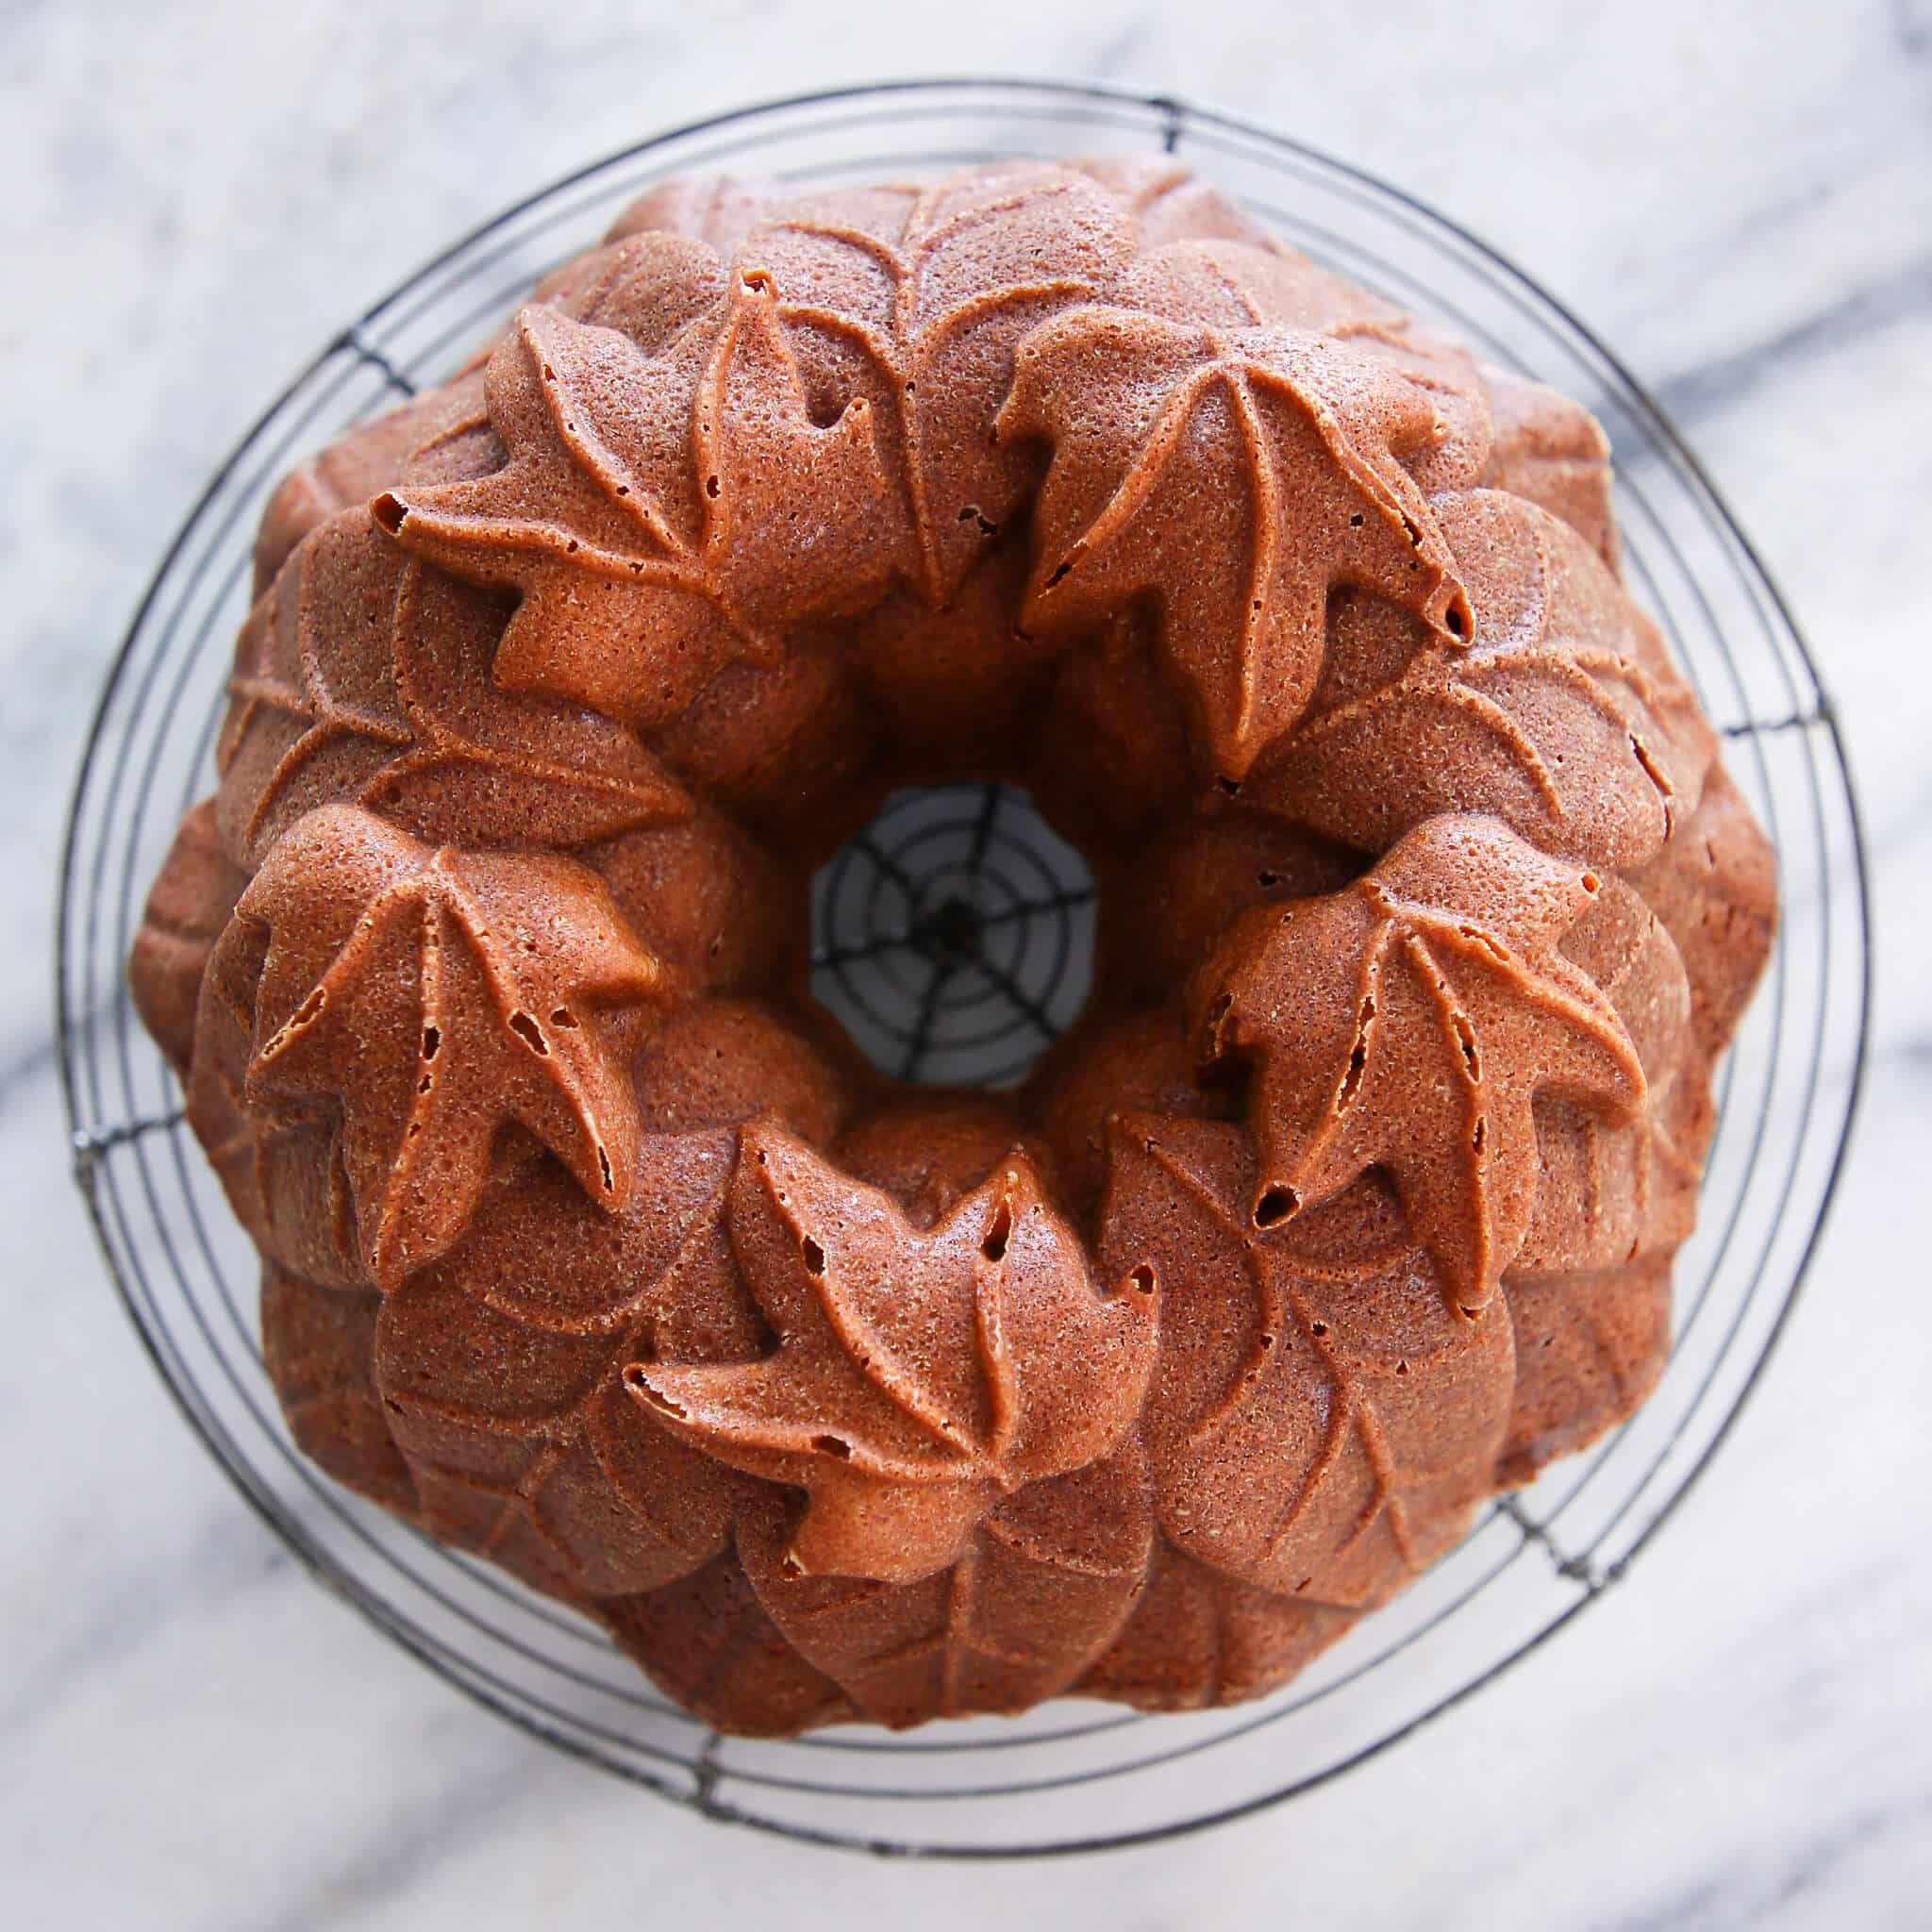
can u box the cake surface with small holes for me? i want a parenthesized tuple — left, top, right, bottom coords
(129, 158, 1774, 1733)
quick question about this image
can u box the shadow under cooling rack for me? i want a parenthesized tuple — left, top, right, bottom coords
(58, 80, 1870, 1857)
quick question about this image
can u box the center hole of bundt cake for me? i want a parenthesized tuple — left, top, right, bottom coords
(809, 783, 1096, 1090)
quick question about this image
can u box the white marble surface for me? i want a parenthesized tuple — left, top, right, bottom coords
(5, 2, 1929, 1924)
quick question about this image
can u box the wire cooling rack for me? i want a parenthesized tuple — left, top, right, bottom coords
(58, 80, 1870, 1857)
(811, 782, 1097, 1089)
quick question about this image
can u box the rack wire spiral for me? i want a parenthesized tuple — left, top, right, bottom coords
(58, 80, 1870, 1857)
(812, 783, 1096, 1089)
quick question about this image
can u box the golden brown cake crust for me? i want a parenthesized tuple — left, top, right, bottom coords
(129, 158, 1774, 1733)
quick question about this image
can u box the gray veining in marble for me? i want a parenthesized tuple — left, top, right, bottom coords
(4, 2, 1928, 1925)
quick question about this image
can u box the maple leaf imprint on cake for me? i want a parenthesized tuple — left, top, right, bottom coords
(995, 305, 1473, 782)
(627, 1121, 1159, 1587)
(372, 267, 896, 729)
(737, 1447, 1153, 1726)
(1255, 488, 1714, 870)
(238, 804, 670, 1289)
(1100, 1119, 1516, 1598)
(1197, 815, 1647, 1314)
(218, 513, 689, 864)
(1510, 874, 1703, 1284)
(1498, 1257, 1674, 1487)
(261, 1267, 416, 1513)
(374, 1131, 757, 1598)
(600, 1548, 858, 1738)
(741, 167, 1136, 603)
(1077, 1536, 1358, 1710)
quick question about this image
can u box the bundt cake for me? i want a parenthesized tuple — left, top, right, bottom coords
(128, 157, 1775, 1734)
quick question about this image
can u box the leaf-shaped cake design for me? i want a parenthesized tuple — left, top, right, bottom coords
(739, 165, 1138, 603)
(233, 803, 669, 1288)
(1064, 155, 1282, 249)
(997, 289, 1472, 782)
(374, 1131, 758, 1596)
(1498, 1256, 1673, 1486)
(601, 1548, 858, 1739)
(1474, 361, 1619, 565)
(1085, 230, 1494, 492)
(128, 798, 249, 1076)
(260, 1265, 415, 1513)
(737, 1446, 1153, 1726)
(601, 175, 776, 255)
(186, 905, 372, 1291)
(628, 1120, 1159, 1586)
(216, 508, 689, 865)
(373, 267, 896, 729)
(1099, 1118, 1515, 1597)
(1077, 1538, 1358, 1710)
(1512, 874, 1700, 1277)
(251, 386, 466, 594)
(1626, 761, 1778, 1060)
(1255, 488, 1715, 870)
(1196, 814, 1647, 1311)
(1493, 874, 1702, 1484)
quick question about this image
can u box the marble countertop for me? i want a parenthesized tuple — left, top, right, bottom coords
(5, 2, 1927, 1925)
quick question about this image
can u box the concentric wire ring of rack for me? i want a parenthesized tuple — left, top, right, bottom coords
(810, 782, 1097, 1089)
(57, 80, 1870, 1857)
